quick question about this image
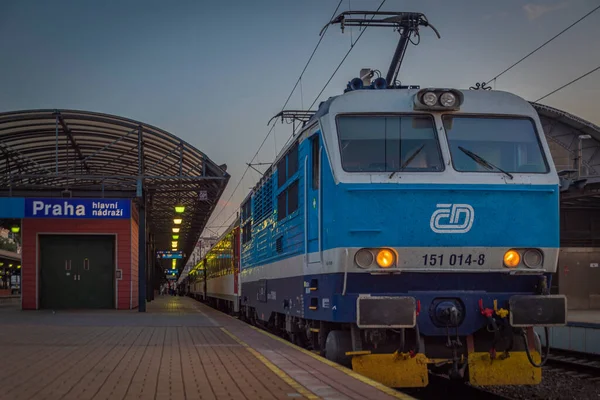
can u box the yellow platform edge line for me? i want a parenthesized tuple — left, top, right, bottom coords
(219, 328, 320, 400)
(248, 325, 416, 400)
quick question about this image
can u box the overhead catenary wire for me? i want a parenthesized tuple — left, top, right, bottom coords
(534, 64, 600, 103)
(485, 4, 600, 84)
(205, 1, 344, 234)
(284, 0, 388, 146)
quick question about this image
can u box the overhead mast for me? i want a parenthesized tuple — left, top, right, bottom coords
(320, 11, 441, 88)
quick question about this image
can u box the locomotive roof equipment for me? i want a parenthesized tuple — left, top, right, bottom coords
(321, 11, 441, 88)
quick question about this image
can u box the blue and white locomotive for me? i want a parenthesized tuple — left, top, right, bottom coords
(197, 11, 568, 388)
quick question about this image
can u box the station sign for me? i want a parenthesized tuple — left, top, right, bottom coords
(24, 198, 131, 219)
(166, 270, 178, 280)
(157, 250, 183, 259)
(0, 198, 25, 218)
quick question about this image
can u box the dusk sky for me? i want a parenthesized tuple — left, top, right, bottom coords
(1, 0, 599, 237)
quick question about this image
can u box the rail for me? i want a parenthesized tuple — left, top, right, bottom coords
(546, 349, 600, 380)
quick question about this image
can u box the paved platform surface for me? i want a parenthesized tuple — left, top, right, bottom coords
(568, 309, 600, 325)
(0, 296, 411, 400)
(534, 309, 600, 355)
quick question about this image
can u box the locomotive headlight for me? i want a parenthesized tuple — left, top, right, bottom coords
(355, 249, 374, 269)
(440, 92, 457, 107)
(503, 250, 521, 268)
(376, 249, 395, 268)
(422, 91, 438, 107)
(523, 249, 543, 268)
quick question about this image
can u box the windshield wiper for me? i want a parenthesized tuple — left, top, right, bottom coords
(389, 144, 425, 179)
(458, 146, 513, 179)
(401, 144, 425, 170)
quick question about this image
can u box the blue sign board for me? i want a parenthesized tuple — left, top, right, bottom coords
(24, 198, 131, 219)
(157, 250, 183, 259)
(166, 270, 178, 280)
(0, 198, 24, 218)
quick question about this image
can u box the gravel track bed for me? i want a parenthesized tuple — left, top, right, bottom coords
(485, 369, 600, 399)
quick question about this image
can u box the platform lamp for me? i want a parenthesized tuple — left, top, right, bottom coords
(11, 225, 20, 243)
(10, 224, 21, 251)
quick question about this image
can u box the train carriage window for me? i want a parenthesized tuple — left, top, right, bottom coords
(277, 158, 286, 188)
(336, 115, 442, 172)
(277, 191, 287, 221)
(311, 136, 320, 189)
(241, 199, 251, 221)
(288, 180, 299, 214)
(443, 116, 549, 173)
(242, 221, 252, 244)
(288, 143, 298, 176)
(277, 143, 299, 187)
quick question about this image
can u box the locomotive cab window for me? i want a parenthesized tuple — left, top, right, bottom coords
(443, 116, 549, 173)
(336, 115, 443, 172)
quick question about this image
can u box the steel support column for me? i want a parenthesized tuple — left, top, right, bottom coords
(152, 236, 157, 300)
(148, 233, 155, 301)
(146, 233, 152, 302)
(138, 199, 146, 312)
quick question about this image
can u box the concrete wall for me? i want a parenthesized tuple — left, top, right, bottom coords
(558, 247, 600, 310)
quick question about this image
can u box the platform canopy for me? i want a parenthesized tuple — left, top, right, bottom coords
(0, 109, 229, 269)
(532, 103, 600, 208)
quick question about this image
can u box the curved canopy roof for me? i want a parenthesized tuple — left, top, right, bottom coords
(532, 102, 600, 207)
(533, 102, 600, 144)
(0, 109, 229, 270)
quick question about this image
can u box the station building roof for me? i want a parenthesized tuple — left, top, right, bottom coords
(0, 109, 229, 270)
(532, 103, 600, 208)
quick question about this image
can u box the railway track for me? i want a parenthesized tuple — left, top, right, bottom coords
(545, 349, 600, 381)
(400, 374, 516, 400)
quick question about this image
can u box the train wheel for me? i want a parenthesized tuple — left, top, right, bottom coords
(325, 330, 352, 368)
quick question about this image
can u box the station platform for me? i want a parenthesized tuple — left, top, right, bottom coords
(567, 309, 600, 327)
(536, 310, 600, 355)
(0, 296, 412, 400)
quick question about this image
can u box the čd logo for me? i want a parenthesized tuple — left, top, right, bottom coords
(430, 204, 474, 234)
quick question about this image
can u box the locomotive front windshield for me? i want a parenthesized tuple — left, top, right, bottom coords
(337, 115, 443, 172)
(443, 116, 549, 173)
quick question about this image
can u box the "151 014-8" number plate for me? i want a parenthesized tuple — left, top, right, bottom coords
(422, 253, 486, 266)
